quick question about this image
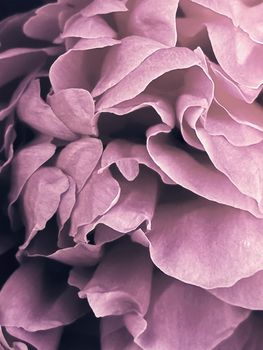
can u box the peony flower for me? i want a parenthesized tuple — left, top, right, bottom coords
(0, 0, 262, 349)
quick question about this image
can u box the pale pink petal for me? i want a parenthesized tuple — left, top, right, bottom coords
(214, 313, 263, 350)
(101, 92, 175, 128)
(62, 14, 117, 39)
(206, 18, 263, 88)
(92, 36, 165, 97)
(209, 270, 263, 310)
(48, 88, 97, 136)
(135, 273, 249, 350)
(57, 175, 76, 229)
(79, 241, 152, 317)
(190, 0, 263, 43)
(8, 141, 56, 223)
(20, 167, 69, 250)
(70, 169, 120, 238)
(204, 101, 263, 147)
(27, 243, 102, 267)
(101, 139, 173, 183)
(81, 0, 127, 17)
(0, 260, 87, 331)
(23, 3, 63, 41)
(96, 47, 204, 109)
(17, 80, 77, 141)
(147, 124, 262, 217)
(147, 197, 263, 288)
(91, 169, 158, 233)
(56, 137, 103, 191)
(50, 37, 120, 92)
(116, 0, 179, 46)
(196, 127, 263, 209)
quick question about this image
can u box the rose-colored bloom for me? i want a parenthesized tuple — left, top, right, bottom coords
(0, 0, 262, 349)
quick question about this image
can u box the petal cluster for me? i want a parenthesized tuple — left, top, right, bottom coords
(0, 0, 262, 349)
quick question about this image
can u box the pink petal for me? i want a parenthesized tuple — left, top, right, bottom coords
(96, 47, 204, 109)
(135, 273, 249, 349)
(50, 37, 120, 92)
(0, 48, 46, 88)
(79, 241, 152, 317)
(20, 167, 69, 250)
(48, 88, 97, 136)
(57, 175, 76, 229)
(81, 0, 127, 17)
(116, 0, 179, 46)
(147, 197, 263, 288)
(70, 169, 120, 238)
(56, 137, 103, 191)
(101, 139, 173, 183)
(206, 18, 263, 88)
(196, 127, 263, 209)
(17, 80, 77, 141)
(62, 14, 117, 39)
(101, 317, 141, 350)
(23, 3, 62, 41)
(92, 36, 165, 97)
(147, 124, 262, 216)
(92, 169, 158, 233)
(0, 260, 86, 331)
(8, 141, 56, 223)
(209, 270, 263, 310)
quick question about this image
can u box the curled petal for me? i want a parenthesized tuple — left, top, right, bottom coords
(17, 79, 77, 141)
(20, 167, 69, 250)
(8, 141, 56, 223)
(79, 241, 152, 317)
(147, 124, 262, 216)
(56, 137, 103, 191)
(50, 37, 120, 92)
(48, 88, 97, 136)
(70, 168, 120, 238)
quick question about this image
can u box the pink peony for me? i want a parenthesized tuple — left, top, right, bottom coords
(0, 0, 262, 349)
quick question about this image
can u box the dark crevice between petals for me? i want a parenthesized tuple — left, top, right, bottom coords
(98, 108, 161, 147)
(58, 313, 100, 350)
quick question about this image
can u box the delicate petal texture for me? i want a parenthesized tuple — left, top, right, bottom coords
(147, 197, 263, 288)
(20, 167, 69, 250)
(117, 0, 179, 46)
(0, 260, 86, 331)
(92, 36, 165, 97)
(147, 124, 262, 216)
(135, 273, 249, 350)
(1, 0, 263, 348)
(206, 18, 263, 88)
(17, 80, 77, 141)
(95, 170, 158, 235)
(79, 241, 152, 317)
(50, 37, 120, 92)
(8, 141, 56, 222)
(209, 270, 263, 310)
(48, 88, 97, 135)
(97, 47, 203, 109)
(56, 137, 103, 191)
(70, 169, 120, 238)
